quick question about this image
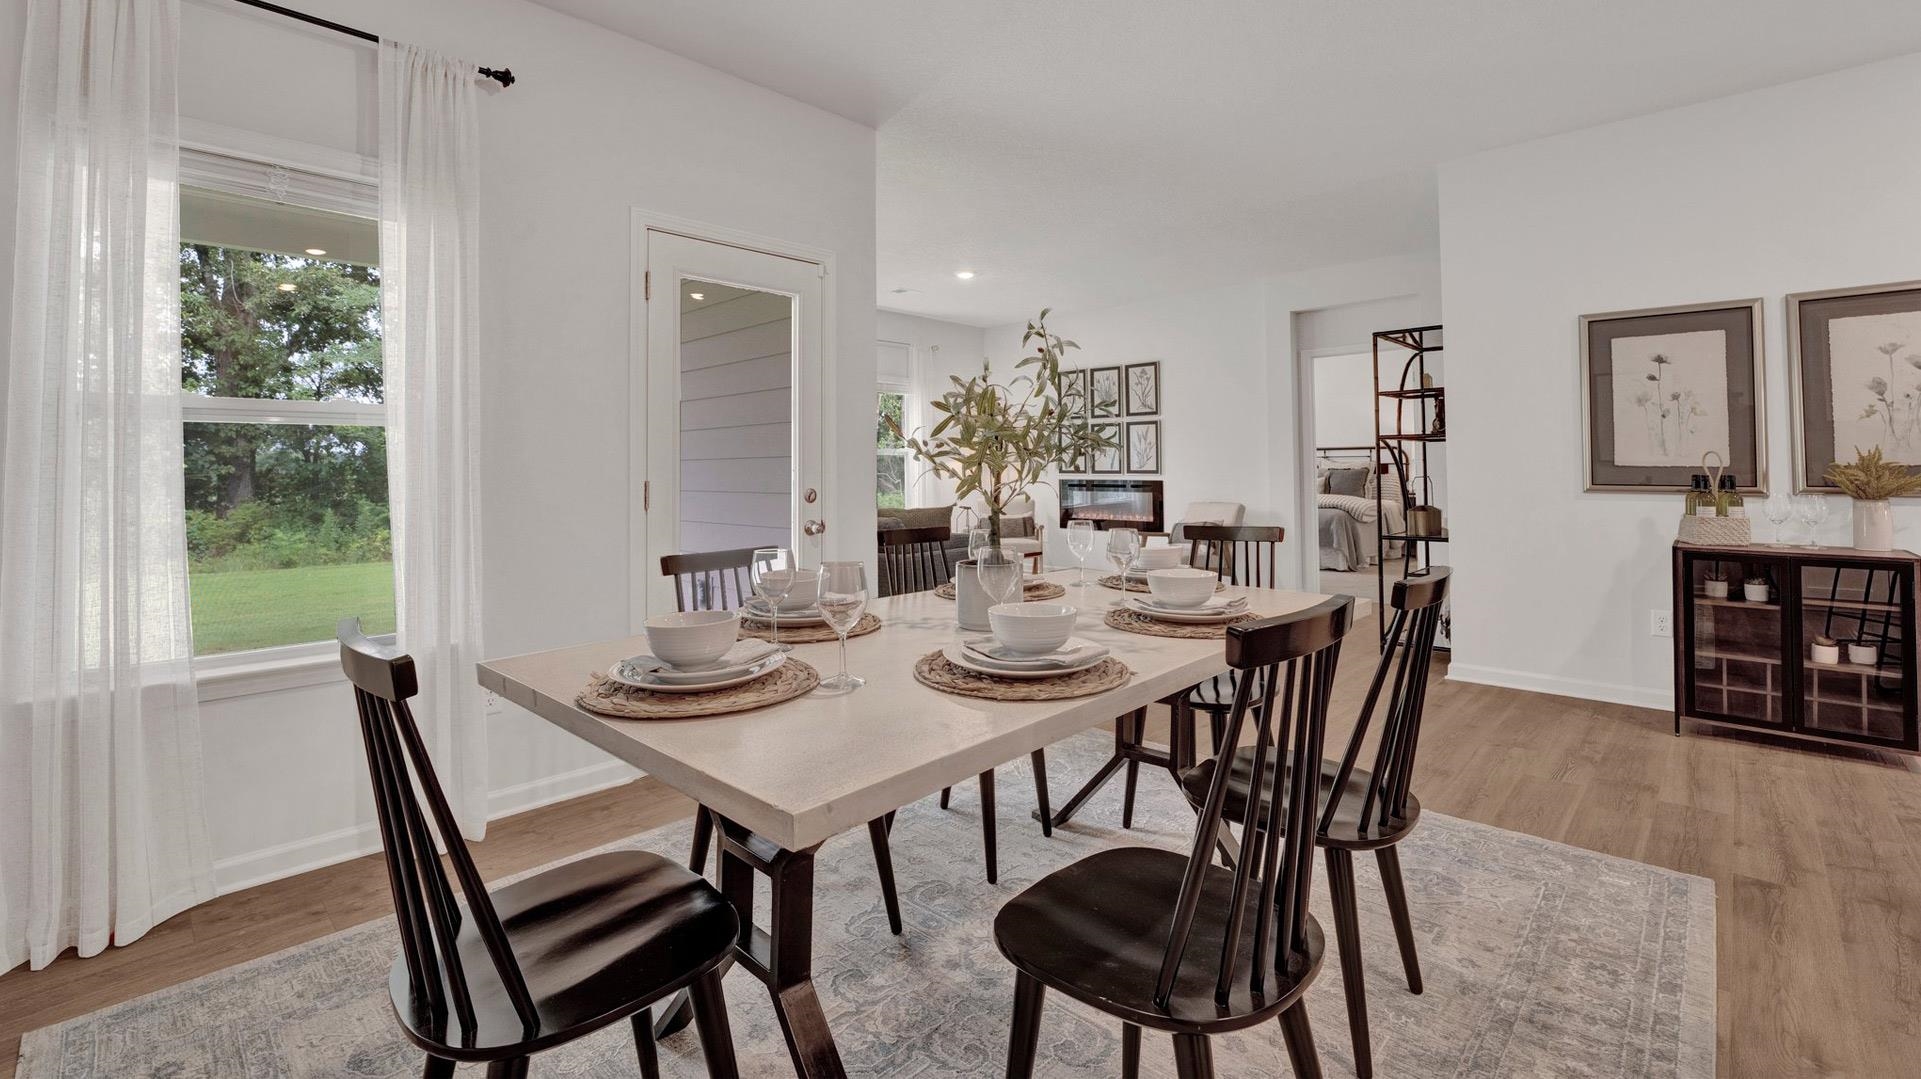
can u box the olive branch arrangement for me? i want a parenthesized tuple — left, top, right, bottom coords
(886, 309, 1116, 541)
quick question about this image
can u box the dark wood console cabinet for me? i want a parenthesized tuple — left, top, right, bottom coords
(1673, 542, 1919, 753)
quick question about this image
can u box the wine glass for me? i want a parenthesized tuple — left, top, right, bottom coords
(1763, 493, 1793, 546)
(976, 547, 1022, 610)
(1066, 520, 1097, 594)
(1794, 495, 1830, 548)
(1105, 528, 1141, 600)
(967, 526, 991, 563)
(750, 547, 796, 651)
(815, 562, 867, 695)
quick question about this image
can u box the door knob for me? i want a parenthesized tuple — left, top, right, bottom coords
(803, 519, 827, 536)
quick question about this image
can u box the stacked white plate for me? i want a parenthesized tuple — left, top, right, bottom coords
(1125, 594, 1249, 624)
(608, 640, 787, 693)
(943, 636, 1110, 680)
(742, 600, 827, 626)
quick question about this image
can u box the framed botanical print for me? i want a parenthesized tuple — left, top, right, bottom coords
(1057, 419, 1089, 474)
(1125, 420, 1161, 474)
(1090, 422, 1123, 474)
(1124, 361, 1160, 415)
(1059, 367, 1089, 419)
(1788, 280, 1921, 492)
(1579, 298, 1766, 492)
(1090, 366, 1122, 418)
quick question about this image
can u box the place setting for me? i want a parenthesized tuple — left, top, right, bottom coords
(578, 608, 820, 718)
(740, 550, 882, 647)
(916, 599, 1131, 700)
(1088, 527, 1225, 594)
(1105, 564, 1255, 639)
(935, 526, 1067, 600)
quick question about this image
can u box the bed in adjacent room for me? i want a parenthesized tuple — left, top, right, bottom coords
(1315, 454, 1405, 571)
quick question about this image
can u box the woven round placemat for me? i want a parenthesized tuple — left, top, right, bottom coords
(932, 580, 1068, 601)
(576, 658, 820, 719)
(1098, 574, 1226, 594)
(739, 611, 881, 644)
(1104, 607, 1257, 639)
(912, 650, 1131, 700)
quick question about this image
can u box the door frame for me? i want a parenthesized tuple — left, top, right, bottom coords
(1294, 343, 1378, 593)
(628, 209, 840, 632)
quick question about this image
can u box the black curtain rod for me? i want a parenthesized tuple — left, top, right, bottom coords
(232, 0, 516, 87)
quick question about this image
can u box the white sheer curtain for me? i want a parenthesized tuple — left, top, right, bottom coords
(0, 0, 214, 973)
(380, 42, 489, 837)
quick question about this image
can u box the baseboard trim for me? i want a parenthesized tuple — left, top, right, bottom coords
(212, 760, 640, 895)
(1445, 663, 1672, 712)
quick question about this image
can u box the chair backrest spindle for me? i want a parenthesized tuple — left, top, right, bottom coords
(1186, 524, 1284, 589)
(661, 547, 762, 612)
(877, 525, 955, 597)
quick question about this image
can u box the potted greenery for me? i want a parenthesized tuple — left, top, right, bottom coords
(1703, 567, 1730, 599)
(1743, 575, 1771, 603)
(1824, 445, 1921, 551)
(891, 309, 1115, 544)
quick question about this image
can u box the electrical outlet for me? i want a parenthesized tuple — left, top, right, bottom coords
(1649, 610, 1672, 638)
(484, 691, 504, 716)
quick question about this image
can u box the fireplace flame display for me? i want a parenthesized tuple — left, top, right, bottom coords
(1059, 478, 1165, 533)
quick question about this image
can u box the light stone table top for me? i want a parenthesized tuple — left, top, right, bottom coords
(477, 570, 1335, 851)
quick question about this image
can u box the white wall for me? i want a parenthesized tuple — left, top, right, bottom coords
(1440, 51, 1921, 708)
(880, 309, 985, 508)
(679, 291, 794, 554)
(25, 0, 878, 890)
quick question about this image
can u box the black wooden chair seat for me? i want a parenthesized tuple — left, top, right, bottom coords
(995, 848, 1325, 1033)
(390, 849, 738, 1061)
(1179, 754, 1423, 852)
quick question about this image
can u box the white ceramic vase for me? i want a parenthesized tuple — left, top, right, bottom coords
(955, 560, 991, 631)
(1852, 499, 1894, 551)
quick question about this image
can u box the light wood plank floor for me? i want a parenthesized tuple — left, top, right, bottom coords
(3, 623, 1917, 1077)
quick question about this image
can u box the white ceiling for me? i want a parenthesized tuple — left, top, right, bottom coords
(530, 1, 1921, 326)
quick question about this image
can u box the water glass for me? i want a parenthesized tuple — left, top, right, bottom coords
(1762, 493, 1793, 546)
(815, 562, 867, 694)
(976, 547, 1022, 608)
(1066, 519, 1097, 593)
(750, 547, 796, 650)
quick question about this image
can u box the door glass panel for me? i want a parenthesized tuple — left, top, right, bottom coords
(677, 280, 796, 557)
(1799, 562, 1907, 741)
(1688, 555, 1784, 726)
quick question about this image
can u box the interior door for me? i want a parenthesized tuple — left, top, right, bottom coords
(642, 230, 825, 618)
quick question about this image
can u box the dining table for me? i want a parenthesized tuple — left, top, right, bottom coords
(475, 567, 1337, 1078)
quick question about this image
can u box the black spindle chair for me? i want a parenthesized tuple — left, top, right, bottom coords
(1179, 525, 1287, 755)
(995, 597, 1352, 1079)
(1178, 568, 1449, 1079)
(663, 550, 912, 935)
(876, 524, 955, 597)
(338, 619, 741, 1079)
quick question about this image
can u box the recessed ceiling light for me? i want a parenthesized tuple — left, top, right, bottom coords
(276, 282, 297, 292)
(688, 292, 705, 301)
(890, 287, 920, 295)
(304, 248, 327, 256)
(954, 271, 976, 280)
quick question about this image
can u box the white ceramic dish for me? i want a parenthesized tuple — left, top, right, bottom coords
(613, 641, 780, 685)
(1131, 546, 1183, 572)
(758, 569, 820, 611)
(608, 652, 786, 693)
(943, 641, 1105, 680)
(1145, 567, 1219, 608)
(642, 609, 740, 670)
(1126, 598, 1246, 624)
(742, 601, 828, 626)
(962, 635, 1107, 668)
(988, 602, 1078, 654)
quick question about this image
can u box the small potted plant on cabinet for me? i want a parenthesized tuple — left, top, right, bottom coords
(1825, 445, 1921, 551)
(1703, 567, 1730, 599)
(1743, 575, 1772, 603)
(1847, 639, 1879, 666)
(1811, 635, 1841, 665)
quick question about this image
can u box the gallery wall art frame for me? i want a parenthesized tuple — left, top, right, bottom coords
(1124, 361, 1160, 415)
(1787, 279, 1921, 493)
(1578, 298, 1766, 493)
(1125, 420, 1161, 474)
(1059, 367, 1089, 420)
(1089, 366, 1122, 418)
(1090, 421, 1123, 474)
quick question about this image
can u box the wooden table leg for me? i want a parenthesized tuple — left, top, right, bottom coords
(716, 816, 848, 1078)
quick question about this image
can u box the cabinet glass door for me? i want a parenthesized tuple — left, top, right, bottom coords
(1686, 556, 1785, 727)
(1798, 562, 1908, 743)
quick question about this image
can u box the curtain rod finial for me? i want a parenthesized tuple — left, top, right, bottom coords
(479, 67, 515, 88)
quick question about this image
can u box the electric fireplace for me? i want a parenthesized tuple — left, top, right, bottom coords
(1058, 478, 1165, 533)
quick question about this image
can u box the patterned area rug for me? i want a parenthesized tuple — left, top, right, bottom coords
(16, 733, 1714, 1078)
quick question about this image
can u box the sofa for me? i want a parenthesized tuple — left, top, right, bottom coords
(876, 498, 1044, 565)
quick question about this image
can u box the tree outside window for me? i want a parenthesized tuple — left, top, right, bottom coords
(877, 389, 910, 509)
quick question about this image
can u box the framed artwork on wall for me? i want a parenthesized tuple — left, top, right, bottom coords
(1090, 422, 1122, 474)
(1578, 298, 1766, 492)
(1125, 420, 1161, 474)
(1788, 279, 1921, 492)
(1059, 367, 1089, 419)
(1124, 361, 1160, 415)
(1090, 366, 1122, 418)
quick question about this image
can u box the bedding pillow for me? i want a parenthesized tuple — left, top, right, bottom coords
(1325, 467, 1368, 497)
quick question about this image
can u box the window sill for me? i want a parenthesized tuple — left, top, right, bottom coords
(195, 646, 344, 702)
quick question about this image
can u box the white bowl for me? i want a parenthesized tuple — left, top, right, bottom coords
(1146, 567, 1217, 609)
(643, 610, 740, 671)
(1132, 546, 1183, 572)
(988, 602, 1078, 655)
(759, 569, 819, 611)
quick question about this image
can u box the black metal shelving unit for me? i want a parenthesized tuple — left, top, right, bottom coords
(1372, 325, 1448, 651)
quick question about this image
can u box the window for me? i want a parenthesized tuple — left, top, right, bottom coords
(179, 187, 390, 656)
(877, 389, 911, 509)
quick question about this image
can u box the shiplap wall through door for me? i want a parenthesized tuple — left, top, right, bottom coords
(678, 287, 794, 554)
